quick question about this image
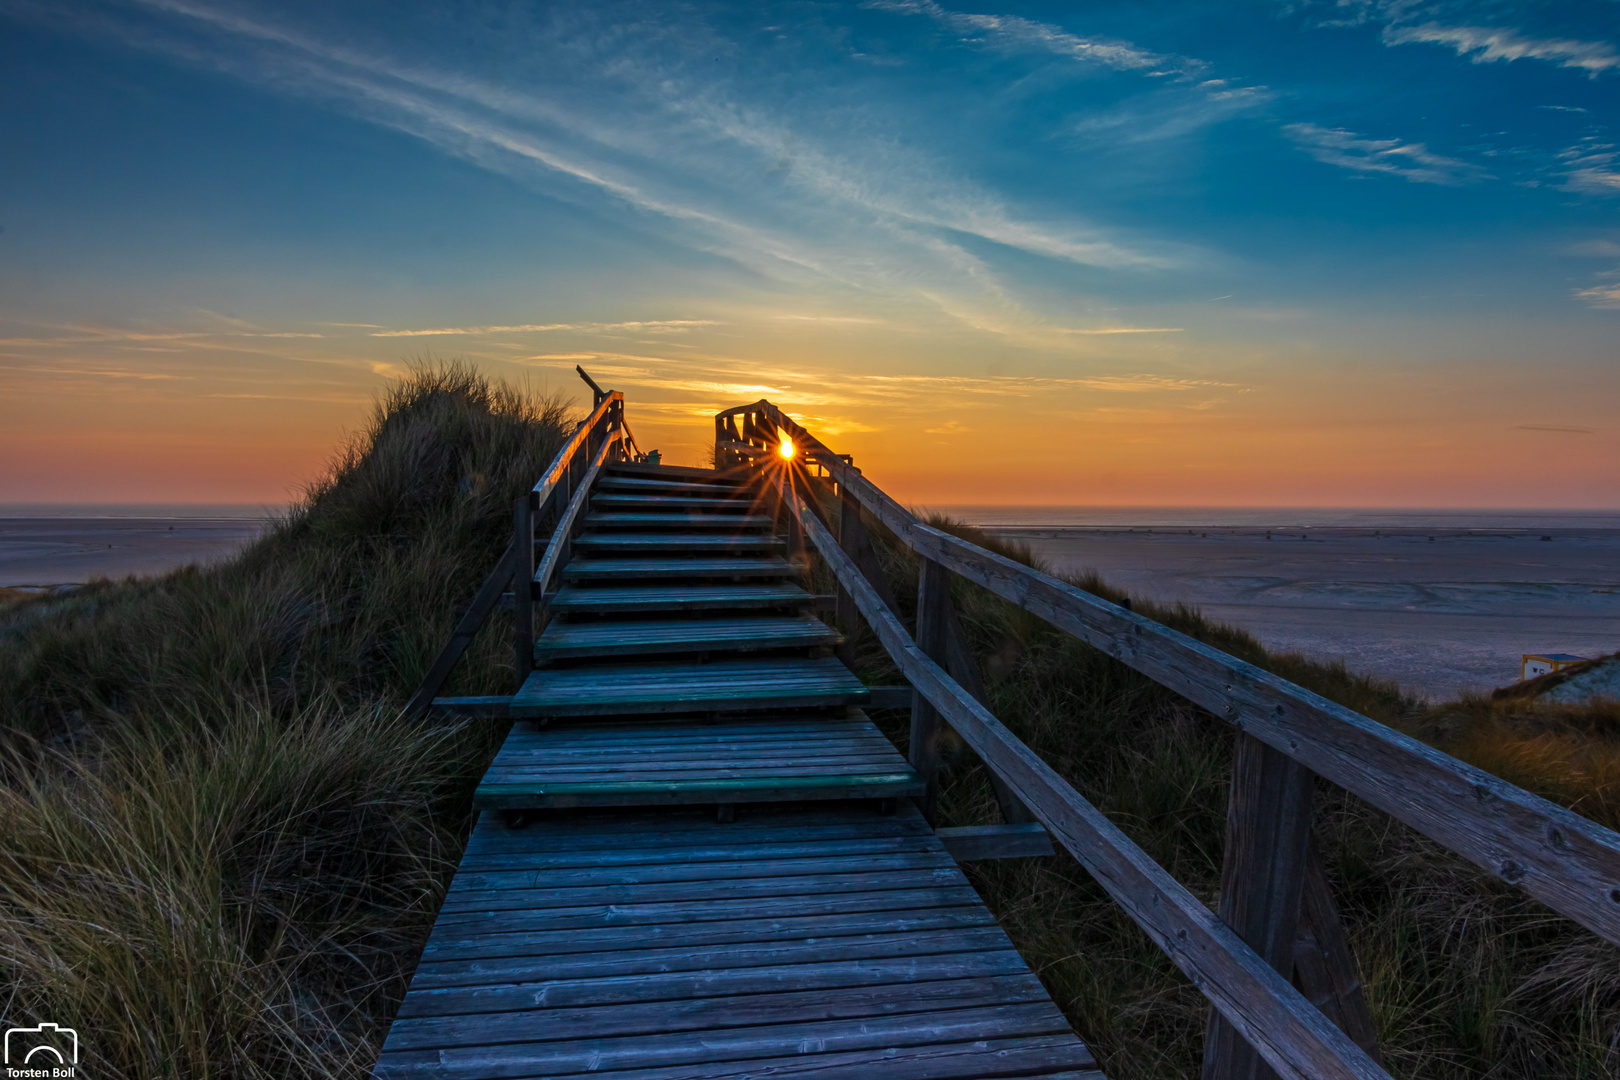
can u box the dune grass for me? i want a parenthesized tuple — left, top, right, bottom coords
(0, 362, 569, 1078)
(823, 511, 1620, 1080)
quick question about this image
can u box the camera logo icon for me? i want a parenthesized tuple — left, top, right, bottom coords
(4, 1023, 79, 1065)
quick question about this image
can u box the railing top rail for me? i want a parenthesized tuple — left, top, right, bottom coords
(532, 389, 622, 500)
(790, 490, 1386, 1080)
(727, 397, 1620, 948)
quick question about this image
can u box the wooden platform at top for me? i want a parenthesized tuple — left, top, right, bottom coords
(372, 803, 1100, 1079)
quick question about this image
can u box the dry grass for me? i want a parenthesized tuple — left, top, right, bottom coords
(0, 361, 570, 1078)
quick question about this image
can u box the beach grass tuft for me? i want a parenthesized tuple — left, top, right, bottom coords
(0, 361, 569, 1077)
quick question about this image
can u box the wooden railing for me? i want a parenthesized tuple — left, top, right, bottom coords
(401, 370, 637, 719)
(715, 398, 1620, 1080)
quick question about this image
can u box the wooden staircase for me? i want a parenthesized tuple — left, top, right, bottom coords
(373, 459, 1101, 1079)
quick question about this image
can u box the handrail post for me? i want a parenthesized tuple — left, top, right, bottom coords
(834, 481, 865, 667)
(513, 493, 536, 692)
(1203, 734, 1317, 1080)
(911, 555, 950, 824)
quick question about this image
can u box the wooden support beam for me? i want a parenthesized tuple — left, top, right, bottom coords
(513, 495, 536, 692)
(1203, 734, 1317, 1080)
(936, 823, 1054, 862)
(911, 556, 950, 825)
(399, 540, 518, 722)
(834, 483, 864, 667)
(1295, 843, 1384, 1066)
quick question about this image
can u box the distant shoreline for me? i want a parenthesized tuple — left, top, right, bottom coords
(0, 504, 285, 521)
(929, 505, 1620, 531)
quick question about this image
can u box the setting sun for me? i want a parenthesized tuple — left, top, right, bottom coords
(777, 433, 795, 460)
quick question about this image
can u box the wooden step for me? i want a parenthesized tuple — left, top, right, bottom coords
(590, 494, 756, 510)
(549, 583, 811, 613)
(583, 512, 776, 530)
(604, 462, 750, 485)
(510, 657, 869, 717)
(536, 615, 840, 660)
(597, 476, 750, 497)
(564, 557, 793, 581)
(475, 714, 922, 809)
(573, 532, 785, 554)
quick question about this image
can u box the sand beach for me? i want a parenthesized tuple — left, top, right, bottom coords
(960, 518, 1620, 701)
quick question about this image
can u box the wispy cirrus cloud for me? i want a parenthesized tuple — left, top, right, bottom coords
(1383, 23, 1619, 76)
(868, 0, 1202, 77)
(1558, 141, 1620, 195)
(1575, 277, 1620, 309)
(1283, 122, 1490, 185)
(371, 320, 719, 337)
(11, 0, 1183, 337)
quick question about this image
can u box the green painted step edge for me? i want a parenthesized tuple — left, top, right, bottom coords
(473, 772, 924, 809)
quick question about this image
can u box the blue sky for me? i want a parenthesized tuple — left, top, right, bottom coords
(2, 0, 1617, 505)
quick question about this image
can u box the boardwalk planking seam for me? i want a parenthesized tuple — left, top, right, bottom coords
(412, 927, 1018, 982)
(382, 973, 1070, 1049)
(374, 1004, 1083, 1079)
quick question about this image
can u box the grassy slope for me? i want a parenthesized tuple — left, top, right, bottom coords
(0, 365, 569, 1078)
(2, 372, 1615, 1078)
(825, 512, 1620, 1080)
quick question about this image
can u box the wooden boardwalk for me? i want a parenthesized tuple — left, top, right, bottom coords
(374, 461, 1100, 1079)
(383, 385, 1620, 1080)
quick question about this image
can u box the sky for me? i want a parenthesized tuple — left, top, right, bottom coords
(1, 0, 1617, 508)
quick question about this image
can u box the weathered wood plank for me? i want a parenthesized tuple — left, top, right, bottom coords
(572, 533, 786, 553)
(412, 926, 1016, 987)
(382, 973, 1062, 1049)
(397, 952, 1037, 1018)
(510, 657, 869, 717)
(534, 615, 839, 659)
(546, 583, 810, 613)
(1203, 734, 1317, 1080)
(444, 851, 958, 894)
(429, 886, 986, 935)
(473, 772, 924, 810)
(373, 1003, 1077, 1078)
(526, 1040, 1100, 1080)
(564, 557, 792, 580)
(585, 512, 775, 528)
(793, 495, 1386, 1080)
(420, 908, 998, 962)
(912, 555, 949, 824)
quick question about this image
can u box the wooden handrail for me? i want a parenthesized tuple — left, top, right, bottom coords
(532, 426, 620, 600)
(735, 398, 1620, 949)
(402, 384, 629, 716)
(789, 492, 1387, 1080)
(532, 390, 622, 503)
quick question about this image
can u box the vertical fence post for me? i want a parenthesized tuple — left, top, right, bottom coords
(910, 556, 950, 824)
(1202, 734, 1316, 1080)
(513, 494, 535, 692)
(834, 482, 863, 667)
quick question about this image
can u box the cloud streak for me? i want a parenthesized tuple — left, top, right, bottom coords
(1283, 123, 1490, 185)
(1384, 23, 1619, 77)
